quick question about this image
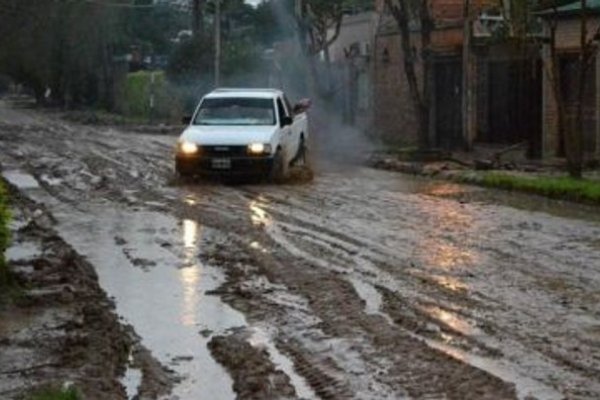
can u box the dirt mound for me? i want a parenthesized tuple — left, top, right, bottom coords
(208, 329, 296, 400)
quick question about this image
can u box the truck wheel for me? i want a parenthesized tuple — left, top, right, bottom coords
(175, 163, 193, 183)
(270, 149, 288, 183)
(298, 137, 309, 166)
(291, 137, 309, 167)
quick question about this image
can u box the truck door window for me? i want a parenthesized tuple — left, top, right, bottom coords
(276, 98, 287, 125)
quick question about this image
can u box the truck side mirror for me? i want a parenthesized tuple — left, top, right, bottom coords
(182, 115, 192, 125)
(281, 116, 293, 127)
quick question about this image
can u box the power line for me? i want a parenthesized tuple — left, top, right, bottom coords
(81, 0, 157, 8)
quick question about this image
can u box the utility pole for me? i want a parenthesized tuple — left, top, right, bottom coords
(214, 0, 221, 88)
(295, 0, 302, 20)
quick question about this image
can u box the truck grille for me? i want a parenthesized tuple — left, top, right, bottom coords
(200, 145, 248, 157)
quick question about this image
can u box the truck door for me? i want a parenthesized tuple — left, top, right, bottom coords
(284, 95, 302, 154)
(276, 98, 294, 159)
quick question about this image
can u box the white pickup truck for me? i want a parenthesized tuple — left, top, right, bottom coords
(175, 88, 310, 181)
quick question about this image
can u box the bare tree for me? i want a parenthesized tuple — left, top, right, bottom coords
(383, 0, 433, 149)
(192, 0, 205, 36)
(294, 0, 344, 98)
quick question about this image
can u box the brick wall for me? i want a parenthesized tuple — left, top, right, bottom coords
(555, 16, 600, 50)
(373, 33, 421, 145)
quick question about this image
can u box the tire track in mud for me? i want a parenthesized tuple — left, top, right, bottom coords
(171, 179, 596, 398)
(220, 181, 600, 399)
(2, 109, 600, 399)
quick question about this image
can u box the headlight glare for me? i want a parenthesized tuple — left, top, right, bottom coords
(248, 143, 271, 154)
(180, 141, 198, 155)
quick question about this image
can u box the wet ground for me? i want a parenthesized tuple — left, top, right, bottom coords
(1, 101, 599, 399)
(0, 172, 173, 400)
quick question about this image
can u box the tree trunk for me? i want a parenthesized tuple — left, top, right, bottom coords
(294, 3, 321, 100)
(419, 0, 433, 149)
(192, 0, 204, 36)
(385, 0, 431, 149)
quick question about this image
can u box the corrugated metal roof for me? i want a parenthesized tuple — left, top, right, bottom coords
(538, 0, 600, 15)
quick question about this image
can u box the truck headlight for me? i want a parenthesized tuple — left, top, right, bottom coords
(248, 143, 271, 155)
(180, 141, 199, 155)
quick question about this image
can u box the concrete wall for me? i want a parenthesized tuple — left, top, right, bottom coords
(328, 12, 378, 63)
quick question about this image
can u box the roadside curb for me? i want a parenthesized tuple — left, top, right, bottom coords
(369, 157, 600, 206)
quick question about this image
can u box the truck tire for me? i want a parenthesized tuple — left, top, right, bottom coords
(270, 149, 288, 183)
(291, 136, 309, 167)
(298, 137, 309, 166)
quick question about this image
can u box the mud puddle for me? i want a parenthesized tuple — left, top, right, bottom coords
(121, 351, 143, 400)
(2, 170, 41, 190)
(1, 169, 239, 398)
(49, 207, 243, 400)
(3, 170, 322, 399)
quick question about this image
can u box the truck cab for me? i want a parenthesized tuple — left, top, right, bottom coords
(175, 88, 309, 181)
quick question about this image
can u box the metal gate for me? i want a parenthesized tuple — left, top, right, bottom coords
(560, 55, 597, 156)
(484, 60, 542, 157)
(434, 59, 464, 149)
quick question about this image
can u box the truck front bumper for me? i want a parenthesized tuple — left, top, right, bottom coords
(175, 154, 274, 177)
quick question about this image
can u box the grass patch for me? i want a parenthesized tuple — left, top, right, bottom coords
(0, 180, 10, 287)
(122, 71, 182, 122)
(478, 172, 600, 204)
(27, 387, 80, 400)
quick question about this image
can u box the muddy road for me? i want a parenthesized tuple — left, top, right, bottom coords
(1, 101, 599, 399)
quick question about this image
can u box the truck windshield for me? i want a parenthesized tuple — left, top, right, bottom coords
(194, 98, 276, 126)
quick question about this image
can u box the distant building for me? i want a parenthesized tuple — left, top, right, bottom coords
(328, 11, 379, 127)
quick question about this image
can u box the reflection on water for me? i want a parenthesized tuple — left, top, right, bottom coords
(185, 196, 197, 206)
(249, 198, 271, 226)
(420, 183, 468, 198)
(421, 305, 478, 336)
(430, 275, 469, 292)
(421, 241, 476, 269)
(250, 241, 269, 253)
(181, 219, 201, 326)
(183, 219, 198, 251)
(414, 198, 479, 277)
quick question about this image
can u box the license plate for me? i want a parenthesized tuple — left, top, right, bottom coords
(211, 158, 231, 170)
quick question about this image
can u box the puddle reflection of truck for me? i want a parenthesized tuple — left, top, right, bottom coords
(175, 89, 310, 182)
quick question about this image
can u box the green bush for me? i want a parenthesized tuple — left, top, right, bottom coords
(28, 387, 80, 400)
(0, 181, 10, 286)
(480, 173, 600, 204)
(122, 71, 182, 122)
